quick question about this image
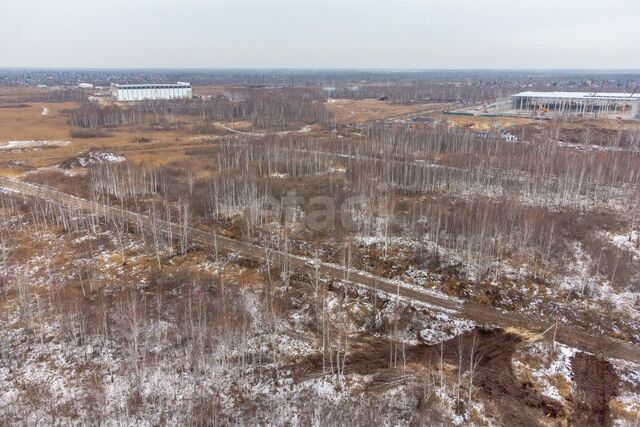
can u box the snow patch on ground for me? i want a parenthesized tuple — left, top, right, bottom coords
(58, 151, 126, 169)
(603, 230, 640, 260)
(557, 140, 633, 153)
(608, 358, 640, 425)
(0, 140, 71, 151)
(558, 241, 639, 319)
(419, 313, 476, 345)
(513, 342, 577, 403)
(559, 241, 595, 294)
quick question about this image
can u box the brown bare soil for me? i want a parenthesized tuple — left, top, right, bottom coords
(570, 353, 619, 427)
(429, 329, 565, 425)
(292, 328, 564, 425)
(437, 113, 533, 131)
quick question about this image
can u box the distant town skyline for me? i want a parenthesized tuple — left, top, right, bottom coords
(2, 0, 639, 69)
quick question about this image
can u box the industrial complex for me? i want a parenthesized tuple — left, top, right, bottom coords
(110, 82, 192, 102)
(511, 91, 640, 119)
(448, 90, 640, 120)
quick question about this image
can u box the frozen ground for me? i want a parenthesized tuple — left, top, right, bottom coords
(0, 140, 71, 151)
(58, 151, 126, 169)
(1, 190, 639, 425)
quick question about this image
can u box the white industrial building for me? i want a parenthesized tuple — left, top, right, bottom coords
(110, 82, 192, 102)
(511, 91, 640, 119)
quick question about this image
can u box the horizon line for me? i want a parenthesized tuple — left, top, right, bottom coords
(2, 66, 640, 73)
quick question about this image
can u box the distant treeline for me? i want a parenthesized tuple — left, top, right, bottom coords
(67, 88, 333, 129)
(3, 68, 640, 88)
(330, 81, 640, 104)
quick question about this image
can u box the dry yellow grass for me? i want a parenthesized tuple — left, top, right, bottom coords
(325, 99, 447, 124)
(223, 120, 254, 131)
(609, 399, 639, 423)
(0, 93, 214, 172)
(0, 102, 73, 141)
(191, 85, 227, 97)
(504, 326, 544, 342)
(437, 113, 533, 131)
(0, 86, 51, 103)
(2, 86, 636, 180)
(438, 112, 640, 133)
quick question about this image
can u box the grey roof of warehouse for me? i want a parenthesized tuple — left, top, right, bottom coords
(111, 82, 191, 89)
(512, 91, 640, 101)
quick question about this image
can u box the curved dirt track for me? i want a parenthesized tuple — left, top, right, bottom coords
(1, 176, 640, 364)
(292, 329, 567, 424)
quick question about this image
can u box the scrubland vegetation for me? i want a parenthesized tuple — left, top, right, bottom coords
(1, 70, 640, 425)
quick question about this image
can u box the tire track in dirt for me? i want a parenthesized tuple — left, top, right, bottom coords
(291, 328, 565, 425)
(570, 353, 619, 427)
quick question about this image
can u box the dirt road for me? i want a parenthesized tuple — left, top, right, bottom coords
(570, 352, 618, 426)
(2, 176, 639, 364)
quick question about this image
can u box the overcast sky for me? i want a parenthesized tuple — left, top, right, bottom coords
(2, 0, 639, 69)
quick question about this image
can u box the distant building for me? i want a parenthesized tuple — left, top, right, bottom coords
(501, 132, 519, 143)
(511, 91, 640, 119)
(78, 83, 94, 89)
(110, 82, 192, 102)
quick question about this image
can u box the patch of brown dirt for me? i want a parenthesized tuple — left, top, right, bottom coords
(428, 329, 565, 425)
(291, 328, 564, 424)
(438, 113, 533, 131)
(570, 353, 619, 427)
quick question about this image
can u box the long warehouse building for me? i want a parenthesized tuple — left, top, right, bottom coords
(511, 91, 640, 119)
(111, 82, 192, 102)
